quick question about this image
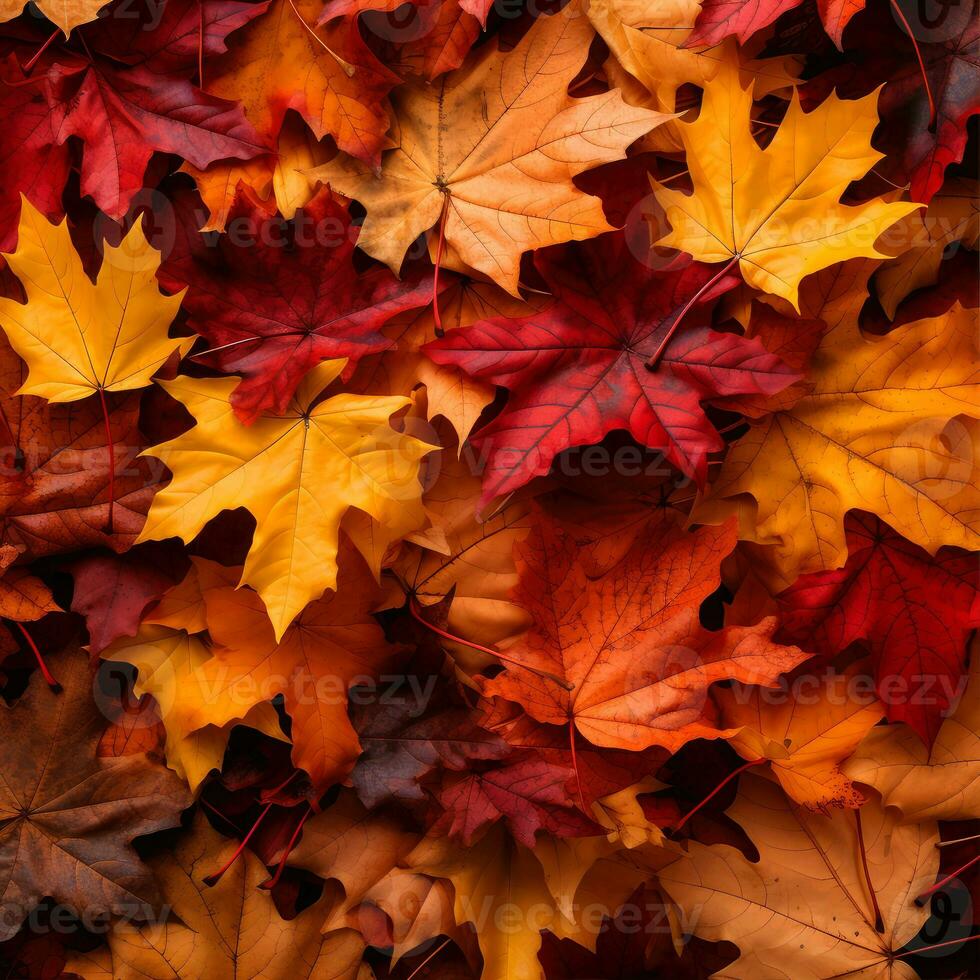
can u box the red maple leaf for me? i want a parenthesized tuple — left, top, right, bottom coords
(775, 511, 980, 746)
(161, 188, 434, 422)
(425, 233, 799, 503)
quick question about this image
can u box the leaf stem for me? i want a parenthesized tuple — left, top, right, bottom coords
(22, 28, 60, 74)
(914, 854, 980, 906)
(854, 808, 885, 932)
(669, 757, 766, 834)
(568, 718, 587, 812)
(203, 802, 273, 886)
(285, 0, 354, 76)
(97, 387, 115, 534)
(670, 757, 766, 834)
(407, 596, 574, 691)
(14, 622, 61, 692)
(432, 193, 450, 338)
(893, 932, 980, 959)
(644, 255, 739, 370)
(405, 938, 451, 980)
(197, 0, 205, 87)
(936, 833, 980, 848)
(259, 802, 313, 889)
(888, 0, 936, 131)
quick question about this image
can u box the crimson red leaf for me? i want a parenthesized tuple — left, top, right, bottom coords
(160, 188, 433, 422)
(775, 511, 980, 746)
(425, 233, 799, 503)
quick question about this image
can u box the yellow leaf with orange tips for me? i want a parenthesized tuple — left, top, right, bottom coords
(312, 2, 670, 296)
(138, 359, 436, 639)
(695, 303, 980, 584)
(651, 60, 921, 309)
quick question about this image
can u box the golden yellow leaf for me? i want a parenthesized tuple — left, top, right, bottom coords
(0, 0, 108, 35)
(717, 661, 885, 809)
(695, 303, 980, 584)
(844, 639, 980, 822)
(101, 624, 285, 791)
(588, 0, 799, 152)
(312, 2, 669, 296)
(407, 825, 555, 980)
(138, 359, 436, 638)
(659, 773, 938, 979)
(105, 813, 366, 979)
(875, 178, 979, 318)
(0, 198, 189, 403)
(651, 60, 921, 309)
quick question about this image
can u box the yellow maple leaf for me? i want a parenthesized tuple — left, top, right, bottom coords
(696, 303, 980, 583)
(312, 2, 669, 296)
(0, 198, 189, 403)
(0, 0, 108, 35)
(138, 359, 436, 638)
(651, 60, 921, 309)
(101, 624, 286, 791)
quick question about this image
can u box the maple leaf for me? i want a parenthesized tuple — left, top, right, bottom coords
(587, 0, 801, 142)
(407, 825, 558, 980)
(202, 0, 398, 163)
(874, 178, 979, 317)
(808, 1, 980, 202)
(685, 0, 866, 51)
(394, 420, 536, 651)
(138, 360, 435, 638)
(313, 2, 670, 295)
(0, 0, 108, 35)
(0, 652, 191, 941)
(651, 58, 920, 309)
(0, 545, 57, 623)
(660, 773, 938, 978)
(774, 512, 980, 745)
(0, 333, 158, 558)
(162, 187, 433, 423)
(101, 624, 285, 790)
(284, 791, 420, 923)
(2, 28, 266, 226)
(67, 544, 187, 654)
(844, 638, 980, 822)
(180, 112, 330, 232)
(426, 233, 799, 501)
(0, 199, 189, 402)
(434, 754, 603, 847)
(716, 660, 885, 809)
(322, 0, 493, 79)
(351, 698, 511, 808)
(177, 548, 403, 790)
(696, 303, 980, 584)
(103, 812, 366, 978)
(482, 510, 809, 752)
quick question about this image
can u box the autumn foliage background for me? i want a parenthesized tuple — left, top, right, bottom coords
(0, 0, 977, 976)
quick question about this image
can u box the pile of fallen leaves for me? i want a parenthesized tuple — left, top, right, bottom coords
(0, 0, 977, 976)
